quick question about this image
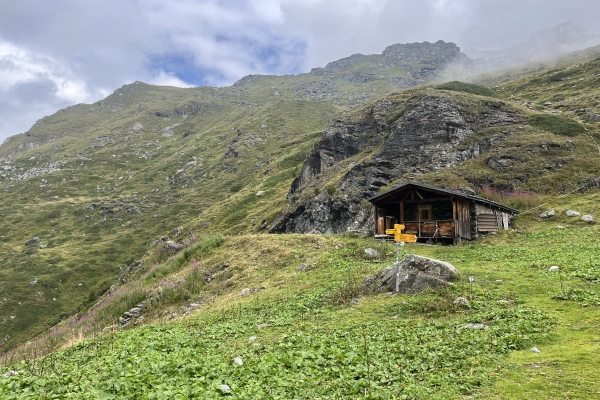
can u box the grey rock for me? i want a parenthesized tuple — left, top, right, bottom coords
(565, 209, 581, 217)
(539, 209, 555, 218)
(25, 237, 41, 246)
(463, 323, 488, 329)
(581, 214, 595, 223)
(362, 254, 459, 295)
(530, 347, 541, 353)
(257, 323, 268, 329)
(2, 371, 19, 377)
(296, 263, 316, 272)
(350, 298, 360, 305)
(129, 307, 143, 317)
(364, 248, 380, 259)
(239, 288, 254, 296)
(28, 278, 38, 287)
(453, 297, 470, 307)
(548, 266, 560, 272)
(555, 225, 566, 229)
(496, 300, 511, 305)
(164, 240, 182, 252)
(256, 191, 265, 197)
(173, 226, 184, 236)
(218, 384, 232, 393)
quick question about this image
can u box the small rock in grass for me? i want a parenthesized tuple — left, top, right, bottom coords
(581, 214, 595, 223)
(555, 226, 566, 230)
(530, 347, 541, 353)
(256, 191, 265, 197)
(548, 266, 560, 272)
(233, 357, 243, 366)
(539, 209, 555, 218)
(218, 384, 231, 393)
(239, 288, 253, 296)
(257, 323, 268, 329)
(463, 323, 488, 330)
(350, 298, 359, 305)
(2, 371, 18, 377)
(497, 300, 511, 305)
(364, 248, 380, 258)
(565, 209, 581, 217)
(453, 297, 470, 307)
(248, 336, 257, 343)
(25, 237, 41, 246)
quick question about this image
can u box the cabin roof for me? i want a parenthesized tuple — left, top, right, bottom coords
(367, 182, 520, 214)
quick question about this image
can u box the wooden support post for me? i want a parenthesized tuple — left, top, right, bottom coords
(400, 201, 404, 223)
(374, 205, 378, 234)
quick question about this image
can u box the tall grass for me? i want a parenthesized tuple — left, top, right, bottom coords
(479, 185, 542, 210)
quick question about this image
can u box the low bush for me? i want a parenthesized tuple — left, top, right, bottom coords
(529, 114, 585, 137)
(437, 81, 497, 97)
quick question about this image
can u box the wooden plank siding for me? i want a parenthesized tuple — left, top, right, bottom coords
(457, 199, 471, 240)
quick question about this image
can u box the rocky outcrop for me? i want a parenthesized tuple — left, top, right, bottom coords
(362, 254, 460, 294)
(270, 92, 521, 234)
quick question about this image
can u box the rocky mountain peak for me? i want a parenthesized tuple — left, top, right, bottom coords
(382, 40, 462, 66)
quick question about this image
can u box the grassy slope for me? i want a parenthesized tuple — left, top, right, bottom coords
(1, 191, 599, 398)
(0, 51, 433, 349)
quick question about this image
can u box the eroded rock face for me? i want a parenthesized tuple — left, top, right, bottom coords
(362, 254, 460, 294)
(270, 93, 521, 234)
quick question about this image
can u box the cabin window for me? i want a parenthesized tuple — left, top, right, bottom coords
(417, 204, 432, 220)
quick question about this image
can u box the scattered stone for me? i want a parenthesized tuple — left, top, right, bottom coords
(164, 240, 182, 252)
(25, 237, 41, 246)
(530, 347, 541, 353)
(38, 244, 47, 249)
(364, 248, 380, 259)
(453, 297, 470, 307)
(217, 384, 231, 393)
(539, 209, 555, 218)
(581, 214, 595, 223)
(28, 279, 38, 287)
(548, 266, 560, 272)
(350, 298, 360, 305)
(463, 323, 488, 329)
(296, 263, 317, 272)
(256, 191, 265, 197)
(335, 243, 344, 249)
(362, 254, 460, 295)
(2, 371, 18, 377)
(173, 226, 184, 236)
(257, 323, 268, 329)
(555, 226, 566, 229)
(565, 209, 581, 217)
(543, 101, 552, 106)
(233, 357, 243, 366)
(239, 288, 255, 296)
(248, 336, 257, 343)
(496, 300, 511, 305)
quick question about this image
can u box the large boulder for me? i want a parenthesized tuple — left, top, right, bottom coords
(362, 254, 460, 294)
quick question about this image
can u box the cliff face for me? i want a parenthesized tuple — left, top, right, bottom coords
(270, 90, 522, 234)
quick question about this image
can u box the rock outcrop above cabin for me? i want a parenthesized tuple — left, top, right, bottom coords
(270, 92, 522, 234)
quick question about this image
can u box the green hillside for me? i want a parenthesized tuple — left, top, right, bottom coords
(1, 42, 600, 398)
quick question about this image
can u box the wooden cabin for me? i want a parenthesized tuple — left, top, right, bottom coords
(368, 182, 519, 244)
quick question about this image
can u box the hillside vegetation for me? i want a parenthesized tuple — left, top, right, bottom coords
(1, 41, 600, 398)
(2, 193, 600, 398)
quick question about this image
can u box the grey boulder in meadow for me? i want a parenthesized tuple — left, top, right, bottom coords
(362, 254, 460, 294)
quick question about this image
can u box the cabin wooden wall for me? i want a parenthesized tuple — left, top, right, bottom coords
(456, 199, 471, 240)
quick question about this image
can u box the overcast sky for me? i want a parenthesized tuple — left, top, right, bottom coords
(1, 0, 600, 142)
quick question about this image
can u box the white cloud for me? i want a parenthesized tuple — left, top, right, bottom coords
(1, 0, 600, 141)
(149, 70, 192, 88)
